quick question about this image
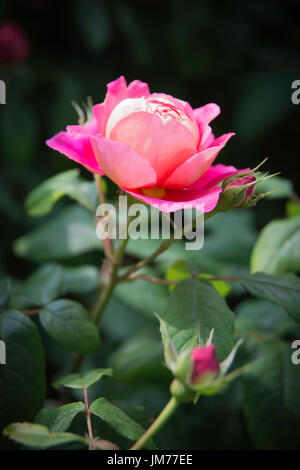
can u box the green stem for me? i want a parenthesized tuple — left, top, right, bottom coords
(94, 174, 114, 260)
(92, 237, 128, 323)
(118, 236, 176, 282)
(118, 209, 217, 283)
(130, 397, 179, 450)
(123, 274, 238, 285)
(83, 387, 95, 451)
(92, 207, 219, 320)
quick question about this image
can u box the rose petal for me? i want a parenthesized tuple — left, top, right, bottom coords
(125, 186, 223, 213)
(150, 92, 195, 122)
(193, 103, 220, 127)
(46, 131, 103, 174)
(193, 103, 221, 149)
(208, 132, 235, 149)
(188, 163, 239, 191)
(93, 76, 150, 135)
(191, 345, 219, 382)
(91, 134, 157, 189)
(162, 133, 235, 190)
(198, 125, 215, 150)
(67, 117, 99, 138)
(108, 111, 197, 184)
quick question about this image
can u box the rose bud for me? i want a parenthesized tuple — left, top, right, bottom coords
(0, 21, 30, 65)
(216, 160, 277, 212)
(191, 344, 220, 384)
(218, 170, 257, 210)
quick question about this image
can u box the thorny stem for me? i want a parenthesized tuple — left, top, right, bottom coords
(94, 174, 114, 260)
(122, 274, 238, 285)
(130, 397, 179, 450)
(118, 237, 176, 282)
(22, 206, 231, 327)
(91, 237, 129, 323)
(92, 207, 219, 322)
(83, 387, 95, 451)
(118, 209, 218, 283)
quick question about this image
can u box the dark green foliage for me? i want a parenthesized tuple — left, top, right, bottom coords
(1, 0, 300, 451)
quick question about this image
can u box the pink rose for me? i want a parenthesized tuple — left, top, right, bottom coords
(191, 344, 220, 383)
(47, 76, 239, 212)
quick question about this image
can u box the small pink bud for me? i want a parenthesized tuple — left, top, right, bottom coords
(0, 22, 30, 65)
(191, 344, 220, 383)
(226, 172, 256, 190)
(216, 169, 259, 211)
(226, 171, 256, 206)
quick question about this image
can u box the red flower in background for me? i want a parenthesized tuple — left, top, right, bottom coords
(0, 21, 30, 65)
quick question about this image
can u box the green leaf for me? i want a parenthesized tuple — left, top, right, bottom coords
(10, 263, 99, 309)
(243, 340, 300, 449)
(115, 272, 167, 318)
(193, 365, 247, 399)
(166, 260, 191, 291)
(204, 210, 257, 266)
(256, 174, 293, 199)
(35, 402, 86, 432)
(156, 314, 178, 372)
(286, 200, 300, 218)
(39, 299, 100, 354)
(110, 333, 166, 381)
(0, 278, 11, 310)
(238, 272, 300, 323)
(53, 368, 112, 390)
(162, 278, 235, 361)
(25, 169, 96, 216)
(58, 264, 99, 296)
(14, 206, 100, 262)
(3, 422, 86, 449)
(200, 274, 231, 297)
(250, 215, 300, 274)
(235, 299, 299, 337)
(13, 264, 63, 308)
(166, 260, 231, 296)
(126, 236, 222, 274)
(101, 295, 155, 341)
(90, 397, 157, 450)
(76, 0, 112, 53)
(0, 311, 46, 433)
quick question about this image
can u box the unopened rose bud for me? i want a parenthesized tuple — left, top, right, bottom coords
(0, 21, 30, 65)
(217, 169, 257, 211)
(216, 159, 278, 212)
(191, 344, 220, 384)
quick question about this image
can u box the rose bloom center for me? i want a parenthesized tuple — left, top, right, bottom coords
(105, 96, 199, 144)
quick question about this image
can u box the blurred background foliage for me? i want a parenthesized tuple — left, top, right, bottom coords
(1, 0, 300, 450)
(1, 0, 300, 277)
